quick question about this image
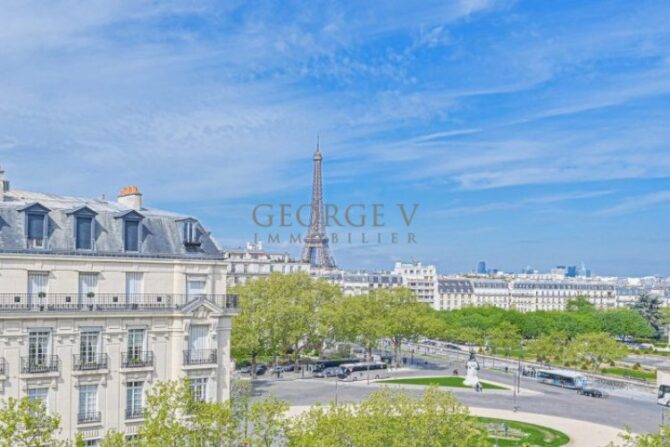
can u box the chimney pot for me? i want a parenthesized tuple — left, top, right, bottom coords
(117, 185, 142, 210)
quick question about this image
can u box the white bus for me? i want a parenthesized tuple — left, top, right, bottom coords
(536, 369, 587, 389)
(337, 362, 390, 381)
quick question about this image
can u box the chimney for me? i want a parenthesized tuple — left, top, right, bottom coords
(0, 166, 9, 201)
(117, 185, 143, 210)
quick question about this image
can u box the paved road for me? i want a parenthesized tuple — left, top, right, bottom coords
(249, 356, 666, 434)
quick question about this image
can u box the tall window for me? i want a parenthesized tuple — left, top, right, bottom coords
(28, 331, 50, 366)
(126, 382, 143, 418)
(79, 385, 98, 419)
(79, 273, 98, 306)
(190, 378, 207, 403)
(127, 329, 145, 359)
(182, 220, 202, 246)
(80, 331, 100, 364)
(124, 220, 140, 252)
(125, 272, 143, 305)
(76, 216, 94, 250)
(26, 213, 47, 247)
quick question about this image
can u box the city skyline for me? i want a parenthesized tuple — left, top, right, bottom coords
(1, 1, 669, 276)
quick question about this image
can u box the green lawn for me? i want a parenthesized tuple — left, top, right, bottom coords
(601, 367, 656, 380)
(381, 376, 507, 390)
(477, 417, 570, 447)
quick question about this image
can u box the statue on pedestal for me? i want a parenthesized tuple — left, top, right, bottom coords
(463, 351, 480, 388)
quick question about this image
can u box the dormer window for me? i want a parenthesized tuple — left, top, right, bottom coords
(124, 220, 140, 252)
(179, 218, 202, 247)
(114, 210, 144, 253)
(66, 206, 97, 251)
(18, 203, 51, 249)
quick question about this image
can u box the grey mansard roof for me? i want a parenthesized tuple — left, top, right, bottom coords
(0, 189, 222, 259)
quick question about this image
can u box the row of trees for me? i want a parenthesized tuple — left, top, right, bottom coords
(0, 381, 489, 447)
(231, 273, 660, 374)
(232, 273, 434, 375)
(437, 297, 655, 342)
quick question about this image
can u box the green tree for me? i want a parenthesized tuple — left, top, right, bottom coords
(138, 380, 194, 446)
(526, 331, 569, 364)
(232, 273, 344, 376)
(566, 296, 596, 312)
(567, 332, 628, 370)
(287, 387, 486, 447)
(600, 309, 654, 339)
(487, 321, 521, 357)
(327, 292, 387, 360)
(608, 426, 670, 447)
(0, 397, 62, 447)
(634, 292, 663, 337)
(377, 288, 432, 366)
(248, 395, 289, 447)
(100, 431, 129, 447)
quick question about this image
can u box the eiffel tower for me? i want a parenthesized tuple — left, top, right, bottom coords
(301, 141, 336, 269)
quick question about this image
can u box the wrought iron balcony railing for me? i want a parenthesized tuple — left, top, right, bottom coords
(125, 406, 144, 420)
(0, 358, 5, 375)
(0, 293, 239, 313)
(73, 353, 108, 371)
(21, 355, 59, 374)
(78, 411, 102, 424)
(183, 349, 217, 366)
(122, 351, 154, 368)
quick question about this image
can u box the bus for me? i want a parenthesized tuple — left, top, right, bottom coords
(535, 369, 587, 389)
(337, 362, 390, 381)
(657, 368, 669, 406)
(313, 358, 360, 373)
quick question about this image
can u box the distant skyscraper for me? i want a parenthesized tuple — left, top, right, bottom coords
(476, 261, 487, 274)
(566, 265, 578, 277)
(301, 143, 336, 269)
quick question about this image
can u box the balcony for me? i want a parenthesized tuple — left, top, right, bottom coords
(183, 349, 217, 366)
(0, 358, 6, 375)
(122, 351, 154, 368)
(78, 411, 102, 424)
(21, 355, 59, 374)
(0, 293, 239, 313)
(73, 354, 108, 371)
(125, 407, 144, 420)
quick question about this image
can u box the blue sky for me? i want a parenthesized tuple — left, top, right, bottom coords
(1, 0, 669, 276)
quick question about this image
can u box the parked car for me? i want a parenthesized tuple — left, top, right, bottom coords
(240, 364, 268, 375)
(273, 364, 297, 373)
(578, 387, 606, 398)
(313, 366, 343, 378)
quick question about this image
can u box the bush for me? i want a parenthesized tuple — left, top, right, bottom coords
(632, 363, 641, 370)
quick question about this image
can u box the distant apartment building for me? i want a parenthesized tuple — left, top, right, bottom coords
(392, 261, 439, 308)
(510, 281, 616, 312)
(0, 171, 237, 444)
(321, 270, 403, 296)
(221, 242, 310, 287)
(436, 276, 617, 312)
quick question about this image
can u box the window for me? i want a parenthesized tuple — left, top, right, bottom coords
(27, 388, 48, 406)
(27, 213, 47, 247)
(124, 220, 140, 252)
(186, 276, 206, 301)
(190, 378, 207, 403)
(76, 216, 94, 250)
(80, 331, 100, 364)
(128, 329, 145, 358)
(79, 385, 98, 421)
(28, 331, 50, 365)
(182, 220, 202, 246)
(126, 382, 144, 418)
(125, 273, 143, 305)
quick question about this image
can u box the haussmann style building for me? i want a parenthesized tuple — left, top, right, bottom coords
(0, 167, 238, 445)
